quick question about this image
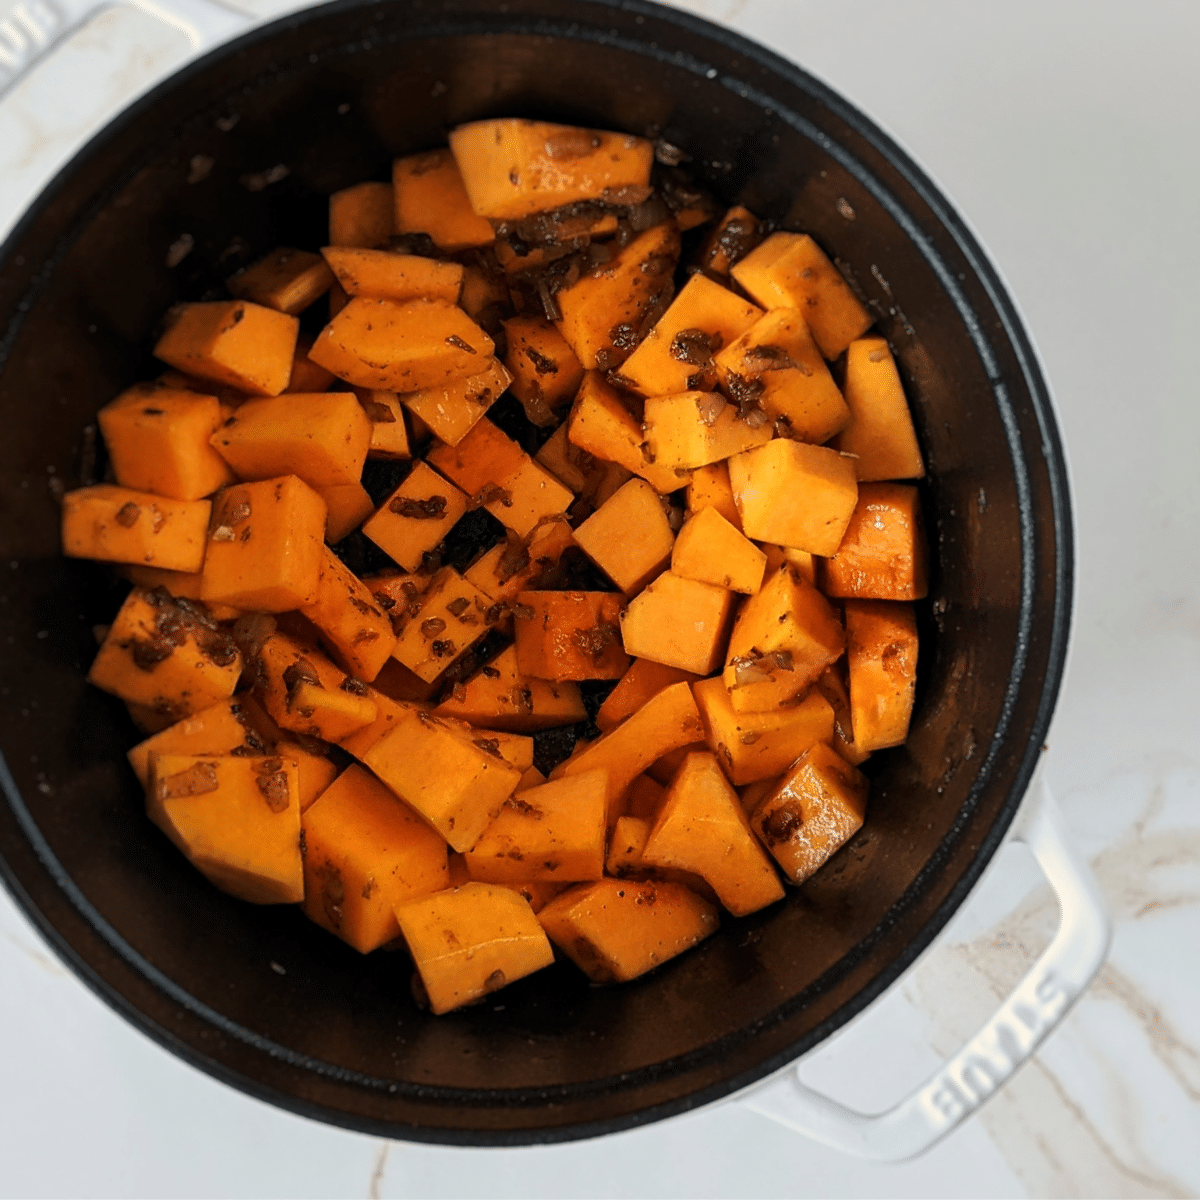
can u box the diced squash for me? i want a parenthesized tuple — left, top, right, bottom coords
(314, 482, 374, 544)
(154, 300, 298, 397)
(371, 658, 440, 704)
(121, 564, 239, 622)
(761, 545, 818, 586)
(464, 770, 607, 884)
(433, 644, 586, 732)
(731, 232, 872, 360)
(625, 774, 666, 822)
(595, 659, 700, 734)
(606, 813, 652, 876)
(646, 741, 704, 787)
(210, 391, 372, 488)
(503, 315, 585, 426)
(337, 687, 422, 760)
(619, 274, 762, 397)
(643, 391, 772, 471)
(693, 675, 834, 786)
(813, 665, 870, 766)
(738, 775, 783, 818)
(537, 877, 718, 984)
(460, 265, 509, 321)
(97, 383, 234, 501)
(671, 507, 766, 595)
(619, 571, 734, 675)
(834, 336, 925, 481)
(449, 119, 654, 220)
(513, 590, 628, 682)
(200, 477, 326, 611)
(400, 358, 511, 448)
(301, 764, 449, 953)
(282, 689, 370, 747)
(392, 148, 495, 251)
(320, 247, 463, 304)
(88, 588, 241, 720)
(328, 181, 394, 248)
(751, 743, 868, 884)
(728, 439, 858, 555)
(535, 422, 632, 508)
(555, 222, 680, 371)
(714, 308, 850, 444)
(361, 460, 469, 572)
(363, 709, 522, 852)
(127, 695, 269, 788)
(390, 566, 493, 683)
(821, 482, 928, 601)
(149, 753, 303, 904)
(517, 765, 547, 790)
(62, 485, 210, 573)
(696, 206, 762, 277)
(686, 461, 742, 530)
(308, 297, 494, 392)
(464, 727, 535, 774)
(845, 599, 918, 753)
(464, 518, 576, 610)
(573, 478, 674, 595)
(397, 882, 554, 1014)
(352, 389, 412, 461)
(286, 332, 337, 394)
(643, 751, 784, 916)
(226, 247, 334, 315)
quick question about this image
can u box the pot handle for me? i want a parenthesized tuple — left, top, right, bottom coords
(741, 777, 1110, 1161)
(0, 0, 249, 101)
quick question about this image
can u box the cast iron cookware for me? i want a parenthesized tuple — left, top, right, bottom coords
(0, 0, 1071, 1145)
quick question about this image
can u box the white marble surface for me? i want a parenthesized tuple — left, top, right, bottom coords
(2, 1, 1198, 1195)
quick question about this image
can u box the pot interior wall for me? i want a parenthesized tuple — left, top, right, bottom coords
(0, 0, 1068, 1142)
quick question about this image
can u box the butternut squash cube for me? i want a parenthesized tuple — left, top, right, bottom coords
(150, 753, 303, 904)
(821, 482, 928, 601)
(127, 695, 269, 788)
(625, 774, 666, 822)
(813, 665, 870, 766)
(714, 308, 850, 444)
(554, 222, 680, 371)
(298, 547, 397, 681)
(751, 743, 868, 884)
(535, 422, 632, 509)
(397, 882, 554, 1014)
(646, 741, 704, 787)
(62, 485, 210, 573)
(449, 119, 654, 220)
(226, 247, 335, 315)
(361, 461, 469, 572)
(370, 659, 439, 704)
(302, 764, 449, 953)
(319, 246, 463, 304)
(337, 687, 423, 761)
(308, 297, 493, 392)
(846, 599, 918, 752)
(351, 389, 411, 461)
(328, 181, 394, 248)
(731, 232, 872, 360)
(120, 565, 237, 622)
(390, 566, 493, 683)
(464, 770, 607, 884)
(154, 300, 298, 397)
(460, 264, 509, 321)
(464, 518, 576, 610)
(686, 460, 742, 531)
(619, 571, 734, 676)
(363, 710, 522, 852)
(761, 545, 818, 585)
(462, 727, 534, 774)
(200, 476, 326, 611)
(643, 390, 772, 472)
(574, 478, 674, 595)
(693, 675, 834, 786)
(697, 206, 763, 277)
(643, 751, 784, 916)
(98, 383, 233, 501)
(671, 507, 766, 595)
(606, 814, 652, 876)
(314, 482, 374, 544)
(595, 658, 700, 734)
(285, 680, 377, 743)
(513, 590, 628, 682)
(503, 315, 585, 425)
(210, 391, 372, 487)
(567, 371, 690, 494)
(537, 877, 718, 984)
(619, 274, 762, 398)
(433, 644, 586, 732)
(285, 332, 337, 394)
(392, 148, 495, 251)
(400, 358, 511, 448)
(518, 765, 548, 791)
(88, 588, 241, 720)
(728, 439, 858, 555)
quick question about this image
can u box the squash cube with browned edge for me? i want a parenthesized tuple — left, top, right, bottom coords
(361, 461, 469, 572)
(392, 148, 495, 251)
(595, 659, 700, 734)
(314, 482, 374, 544)
(693, 675, 834, 787)
(127, 696, 270, 788)
(154, 300, 299, 397)
(328, 181, 394, 249)
(62, 485, 211, 573)
(752, 743, 868, 885)
(643, 750, 784, 916)
(309, 297, 494, 393)
(149, 753, 303, 904)
(619, 571, 734, 676)
(728, 439, 858, 556)
(514, 591, 628, 682)
(672, 507, 766, 596)
(686, 461, 742, 531)
(434, 644, 586, 732)
(696, 206, 763, 277)
(731, 232, 873, 361)
(846, 599, 918, 753)
(89, 588, 241, 722)
(200, 476, 326, 611)
(320, 247, 463, 304)
(574, 478, 674, 596)
(464, 519, 576, 612)
(397, 882, 554, 1014)
(464, 770, 607, 884)
(537, 877, 719, 984)
(97, 383, 234, 501)
(813, 665, 870, 766)
(302, 764, 449, 953)
(227, 248, 335, 315)
(643, 390, 772, 472)
(400, 358, 511, 448)
(821, 483, 928, 601)
(298, 547, 397, 681)
(390, 567, 494, 683)
(714, 308, 850, 445)
(503, 315, 585, 427)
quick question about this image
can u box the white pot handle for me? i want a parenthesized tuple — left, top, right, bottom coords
(741, 777, 1111, 1161)
(0, 0, 250, 101)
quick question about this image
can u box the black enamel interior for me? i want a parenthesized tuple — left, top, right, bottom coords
(0, 0, 1071, 1144)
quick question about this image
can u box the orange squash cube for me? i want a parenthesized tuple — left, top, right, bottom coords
(328, 181, 394, 248)
(392, 148, 496, 251)
(696, 206, 763, 277)
(399, 358, 511, 448)
(686, 460, 742, 530)
(390, 567, 493, 683)
(513, 590, 628, 682)
(350, 389, 411, 461)
(127, 696, 269, 788)
(642, 390, 773, 471)
(460, 264, 509, 321)
(319, 247, 463, 304)
(336, 687, 423, 760)
(285, 680, 377, 742)
(62, 485, 210, 573)
(595, 659, 700, 733)
(761, 545, 818, 586)
(646, 741, 705, 787)
(361, 461, 469, 572)
(464, 518, 576, 611)
(285, 331, 337, 393)
(298, 547, 397, 681)
(846, 599, 918, 753)
(120, 565, 238, 622)
(671, 507, 767, 595)
(813, 665, 870, 766)
(574, 478, 674, 595)
(834, 336, 925, 481)
(619, 571, 734, 675)
(821, 482, 928, 601)
(314, 482, 374, 543)
(503, 315, 586, 426)
(226, 247, 334, 315)
(625, 774, 667, 822)
(535, 422, 632, 509)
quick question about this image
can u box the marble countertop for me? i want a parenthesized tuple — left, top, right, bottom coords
(2, 2, 1197, 1195)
